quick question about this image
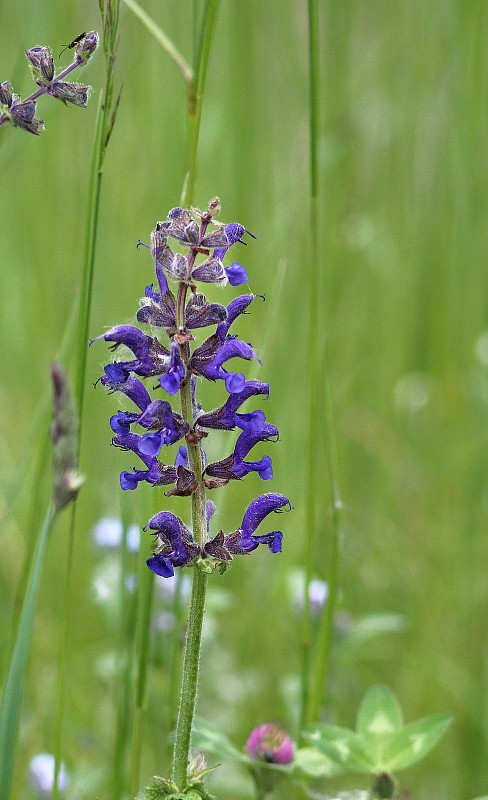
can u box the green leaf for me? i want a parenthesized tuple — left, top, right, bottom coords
(301, 724, 374, 773)
(356, 686, 403, 736)
(293, 747, 345, 777)
(377, 714, 453, 771)
(191, 718, 248, 763)
(345, 613, 407, 646)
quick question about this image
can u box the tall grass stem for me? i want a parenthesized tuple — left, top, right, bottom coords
(302, 0, 343, 727)
(183, 0, 220, 207)
(0, 504, 56, 800)
(54, 6, 121, 794)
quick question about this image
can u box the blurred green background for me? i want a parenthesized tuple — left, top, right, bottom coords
(1, 1, 488, 798)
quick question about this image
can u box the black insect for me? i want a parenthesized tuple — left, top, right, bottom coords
(59, 32, 87, 59)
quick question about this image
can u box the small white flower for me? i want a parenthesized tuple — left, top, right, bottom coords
(28, 753, 69, 796)
(91, 517, 140, 551)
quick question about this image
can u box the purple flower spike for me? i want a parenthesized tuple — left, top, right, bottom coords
(90, 200, 291, 577)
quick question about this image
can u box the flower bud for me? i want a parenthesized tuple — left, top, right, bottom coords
(0, 81, 14, 107)
(246, 723, 294, 764)
(49, 81, 90, 107)
(207, 196, 221, 216)
(371, 772, 397, 799)
(10, 98, 44, 135)
(25, 46, 54, 82)
(76, 30, 99, 63)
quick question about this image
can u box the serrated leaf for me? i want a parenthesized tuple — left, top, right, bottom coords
(293, 746, 345, 777)
(378, 713, 452, 771)
(191, 718, 248, 763)
(356, 686, 403, 736)
(301, 725, 374, 773)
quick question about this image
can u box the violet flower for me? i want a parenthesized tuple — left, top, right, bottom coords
(91, 199, 291, 577)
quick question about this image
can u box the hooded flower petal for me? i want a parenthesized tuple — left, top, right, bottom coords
(216, 295, 261, 341)
(144, 511, 200, 576)
(136, 400, 189, 453)
(195, 337, 258, 394)
(100, 374, 152, 411)
(212, 223, 247, 261)
(90, 326, 153, 359)
(196, 380, 269, 430)
(204, 421, 278, 482)
(231, 493, 291, 553)
(113, 432, 169, 489)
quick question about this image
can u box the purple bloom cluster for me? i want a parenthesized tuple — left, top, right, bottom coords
(0, 32, 98, 135)
(91, 200, 291, 577)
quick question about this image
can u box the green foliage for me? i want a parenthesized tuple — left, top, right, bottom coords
(191, 718, 248, 764)
(302, 686, 452, 776)
(293, 747, 344, 779)
(143, 775, 217, 800)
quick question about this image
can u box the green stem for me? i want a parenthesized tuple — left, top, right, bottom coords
(305, 346, 342, 723)
(302, 0, 343, 727)
(122, 0, 193, 87)
(55, 8, 121, 794)
(170, 264, 210, 787)
(0, 504, 56, 800)
(171, 566, 208, 787)
(75, 0, 121, 423)
(183, 0, 220, 207)
(52, 504, 77, 800)
(300, 0, 321, 729)
(129, 560, 155, 796)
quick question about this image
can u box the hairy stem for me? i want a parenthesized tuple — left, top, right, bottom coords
(171, 266, 209, 787)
